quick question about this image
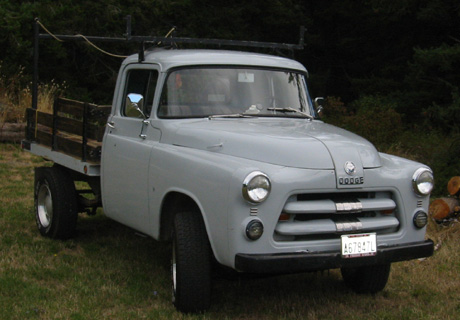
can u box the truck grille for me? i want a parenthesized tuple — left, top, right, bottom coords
(274, 191, 400, 241)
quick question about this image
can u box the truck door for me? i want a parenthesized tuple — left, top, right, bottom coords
(101, 65, 160, 234)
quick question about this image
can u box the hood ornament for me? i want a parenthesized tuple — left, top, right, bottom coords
(339, 161, 363, 186)
(344, 161, 356, 175)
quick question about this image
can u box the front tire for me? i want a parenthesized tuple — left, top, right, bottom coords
(34, 166, 78, 239)
(172, 211, 211, 313)
(341, 263, 391, 294)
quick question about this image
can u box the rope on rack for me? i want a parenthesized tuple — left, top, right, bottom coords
(36, 19, 128, 58)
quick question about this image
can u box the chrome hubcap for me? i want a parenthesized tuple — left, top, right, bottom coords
(37, 183, 53, 228)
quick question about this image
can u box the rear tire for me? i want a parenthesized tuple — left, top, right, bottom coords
(172, 211, 211, 313)
(34, 166, 78, 239)
(341, 263, 391, 294)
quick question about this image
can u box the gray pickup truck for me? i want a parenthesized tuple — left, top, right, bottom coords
(23, 39, 434, 313)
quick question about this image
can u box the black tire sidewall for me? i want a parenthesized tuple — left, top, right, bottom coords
(172, 211, 211, 313)
(341, 263, 391, 294)
(34, 166, 78, 239)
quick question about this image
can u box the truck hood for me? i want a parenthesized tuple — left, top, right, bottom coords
(167, 119, 381, 170)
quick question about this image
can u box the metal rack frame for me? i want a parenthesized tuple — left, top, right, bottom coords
(32, 15, 304, 110)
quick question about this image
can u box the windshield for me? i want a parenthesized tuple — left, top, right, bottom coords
(158, 67, 314, 118)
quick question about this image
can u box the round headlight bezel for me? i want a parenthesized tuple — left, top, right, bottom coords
(242, 171, 271, 204)
(412, 168, 434, 196)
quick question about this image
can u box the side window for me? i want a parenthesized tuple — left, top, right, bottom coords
(123, 69, 158, 118)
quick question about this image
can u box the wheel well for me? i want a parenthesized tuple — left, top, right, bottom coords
(159, 192, 201, 241)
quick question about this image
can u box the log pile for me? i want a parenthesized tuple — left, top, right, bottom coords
(447, 176, 460, 198)
(429, 176, 460, 222)
(0, 123, 25, 143)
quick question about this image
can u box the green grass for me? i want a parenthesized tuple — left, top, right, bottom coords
(1, 143, 459, 319)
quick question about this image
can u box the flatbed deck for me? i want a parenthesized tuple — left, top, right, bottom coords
(22, 141, 101, 176)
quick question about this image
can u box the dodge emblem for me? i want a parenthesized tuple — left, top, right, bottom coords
(344, 161, 356, 175)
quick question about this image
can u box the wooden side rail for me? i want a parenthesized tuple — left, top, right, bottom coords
(25, 98, 111, 163)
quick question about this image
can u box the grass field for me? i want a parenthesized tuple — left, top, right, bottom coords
(0, 143, 459, 320)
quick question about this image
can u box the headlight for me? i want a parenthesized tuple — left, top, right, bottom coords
(242, 171, 271, 203)
(412, 168, 434, 196)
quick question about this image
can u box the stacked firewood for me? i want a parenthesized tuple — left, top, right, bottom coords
(429, 177, 460, 222)
(0, 123, 25, 143)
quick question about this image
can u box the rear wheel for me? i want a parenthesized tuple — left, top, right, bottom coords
(172, 211, 211, 313)
(34, 166, 78, 239)
(341, 263, 391, 294)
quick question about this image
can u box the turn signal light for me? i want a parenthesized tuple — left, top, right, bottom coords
(278, 213, 290, 221)
(246, 220, 264, 240)
(413, 211, 428, 228)
(381, 209, 394, 215)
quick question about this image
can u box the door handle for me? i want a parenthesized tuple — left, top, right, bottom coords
(139, 119, 149, 139)
(107, 121, 115, 129)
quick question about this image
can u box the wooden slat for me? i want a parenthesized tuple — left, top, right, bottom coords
(95, 126, 105, 142)
(56, 135, 85, 160)
(36, 111, 53, 127)
(56, 117, 83, 136)
(33, 110, 104, 141)
(57, 98, 94, 118)
(88, 123, 105, 141)
(56, 98, 84, 118)
(88, 105, 112, 122)
(35, 130, 102, 162)
(57, 99, 110, 123)
(35, 129, 52, 147)
(58, 136, 101, 163)
(31, 106, 106, 138)
(27, 97, 109, 163)
(60, 100, 108, 140)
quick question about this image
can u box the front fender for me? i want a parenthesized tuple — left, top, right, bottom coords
(148, 144, 255, 265)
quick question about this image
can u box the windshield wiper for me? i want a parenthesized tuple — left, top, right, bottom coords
(267, 107, 313, 119)
(208, 113, 256, 119)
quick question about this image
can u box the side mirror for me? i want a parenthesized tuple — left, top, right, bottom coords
(125, 93, 146, 118)
(314, 97, 324, 117)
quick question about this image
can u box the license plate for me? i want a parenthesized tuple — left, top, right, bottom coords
(341, 233, 377, 258)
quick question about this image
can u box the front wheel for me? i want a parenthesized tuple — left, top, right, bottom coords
(341, 263, 391, 294)
(34, 166, 78, 239)
(172, 211, 212, 313)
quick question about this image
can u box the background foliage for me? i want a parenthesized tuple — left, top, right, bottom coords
(1, 0, 459, 194)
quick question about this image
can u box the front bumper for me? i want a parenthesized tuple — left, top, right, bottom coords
(235, 239, 434, 274)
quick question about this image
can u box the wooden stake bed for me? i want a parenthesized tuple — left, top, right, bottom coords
(23, 98, 111, 176)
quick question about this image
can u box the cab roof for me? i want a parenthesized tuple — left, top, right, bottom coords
(121, 49, 307, 73)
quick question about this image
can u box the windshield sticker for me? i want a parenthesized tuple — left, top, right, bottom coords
(238, 72, 254, 83)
